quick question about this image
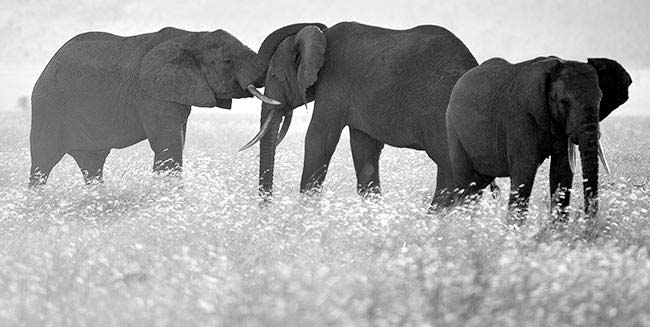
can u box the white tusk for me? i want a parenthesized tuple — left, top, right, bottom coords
(597, 140, 611, 175)
(247, 84, 281, 105)
(567, 140, 577, 175)
(239, 110, 278, 152)
(276, 110, 293, 147)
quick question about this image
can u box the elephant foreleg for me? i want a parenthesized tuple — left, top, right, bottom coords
(140, 105, 189, 175)
(549, 143, 574, 223)
(69, 149, 110, 184)
(508, 163, 538, 226)
(149, 135, 184, 174)
(349, 129, 383, 197)
(181, 120, 188, 149)
(300, 112, 346, 194)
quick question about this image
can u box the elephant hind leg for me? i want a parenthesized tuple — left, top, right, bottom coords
(448, 127, 494, 204)
(429, 169, 454, 209)
(424, 147, 455, 209)
(29, 152, 65, 187)
(69, 149, 110, 184)
(29, 124, 65, 187)
(349, 129, 384, 197)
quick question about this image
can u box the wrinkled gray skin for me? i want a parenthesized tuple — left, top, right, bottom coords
(244, 22, 478, 206)
(446, 56, 631, 223)
(30, 27, 268, 186)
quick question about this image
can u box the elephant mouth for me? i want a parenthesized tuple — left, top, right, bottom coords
(213, 87, 248, 100)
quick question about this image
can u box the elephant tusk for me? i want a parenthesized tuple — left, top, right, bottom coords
(239, 109, 278, 152)
(276, 110, 293, 147)
(567, 140, 577, 175)
(247, 84, 281, 105)
(598, 140, 611, 175)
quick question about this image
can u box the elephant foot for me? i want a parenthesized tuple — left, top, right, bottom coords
(28, 179, 46, 189)
(489, 181, 501, 199)
(357, 185, 381, 199)
(28, 170, 49, 188)
(258, 189, 273, 209)
(84, 178, 105, 186)
(258, 196, 273, 209)
(300, 186, 324, 197)
(505, 207, 528, 227)
(429, 190, 454, 210)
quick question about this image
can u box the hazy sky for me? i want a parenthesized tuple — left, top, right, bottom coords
(2, 0, 648, 68)
(1, 0, 648, 113)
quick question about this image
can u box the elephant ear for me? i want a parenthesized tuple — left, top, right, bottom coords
(293, 26, 326, 102)
(519, 57, 564, 133)
(587, 58, 632, 121)
(140, 34, 217, 107)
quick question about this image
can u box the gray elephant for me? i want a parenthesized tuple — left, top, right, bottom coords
(446, 56, 631, 223)
(239, 22, 478, 206)
(29, 27, 279, 187)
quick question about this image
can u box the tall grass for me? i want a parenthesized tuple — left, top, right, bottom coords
(1, 111, 649, 326)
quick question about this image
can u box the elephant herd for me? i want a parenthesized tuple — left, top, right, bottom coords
(29, 22, 632, 224)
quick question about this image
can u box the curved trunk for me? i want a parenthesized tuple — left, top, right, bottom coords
(259, 104, 283, 196)
(241, 23, 326, 87)
(579, 123, 600, 217)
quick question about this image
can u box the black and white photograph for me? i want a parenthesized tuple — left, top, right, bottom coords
(0, 0, 648, 326)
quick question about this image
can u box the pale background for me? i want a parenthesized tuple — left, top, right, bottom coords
(1, 0, 647, 115)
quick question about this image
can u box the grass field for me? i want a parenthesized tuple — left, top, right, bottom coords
(1, 110, 649, 326)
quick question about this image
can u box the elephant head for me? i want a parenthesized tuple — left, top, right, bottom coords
(238, 23, 328, 196)
(527, 57, 631, 215)
(139, 29, 280, 109)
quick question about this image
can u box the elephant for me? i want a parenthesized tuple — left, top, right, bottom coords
(446, 56, 632, 223)
(29, 27, 279, 187)
(239, 22, 479, 206)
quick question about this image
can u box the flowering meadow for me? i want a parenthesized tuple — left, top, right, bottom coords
(1, 111, 649, 326)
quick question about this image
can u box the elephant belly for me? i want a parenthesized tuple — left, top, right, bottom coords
(347, 102, 440, 151)
(470, 153, 509, 177)
(62, 102, 146, 151)
(350, 117, 426, 150)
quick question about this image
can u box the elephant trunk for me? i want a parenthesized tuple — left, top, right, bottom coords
(578, 122, 600, 217)
(240, 23, 327, 87)
(259, 104, 283, 196)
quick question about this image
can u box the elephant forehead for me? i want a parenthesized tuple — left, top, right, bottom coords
(555, 71, 601, 99)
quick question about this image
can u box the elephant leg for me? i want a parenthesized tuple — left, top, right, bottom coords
(29, 124, 65, 187)
(424, 148, 455, 209)
(549, 145, 574, 223)
(508, 164, 538, 226)
(140, 106, 189, 174)
(300, 109, 346, 194)
(29, 151, 65, 187)
(349, 129, 384, 197)
(448, 126, 493, 203)
(149, 133, 184, 174)
(181, 120, 188, 149)
(69, 149, 110, 184)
